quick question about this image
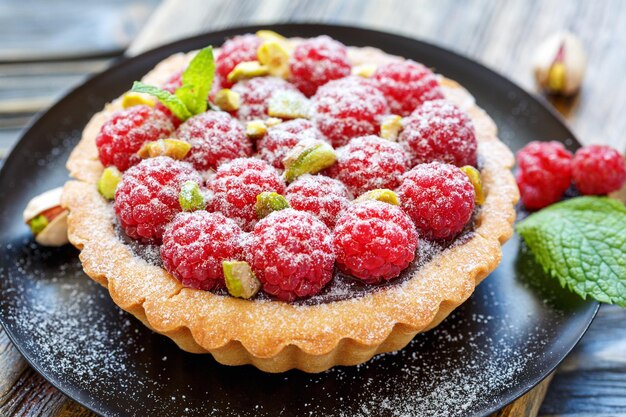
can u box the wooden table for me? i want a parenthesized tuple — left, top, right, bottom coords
(1, 0, 625, 415)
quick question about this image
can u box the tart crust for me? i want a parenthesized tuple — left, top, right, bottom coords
(62, 41, 519, 373)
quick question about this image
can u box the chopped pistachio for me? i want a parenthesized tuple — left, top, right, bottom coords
(179, 181, 205, 211)
(256, 30, 287, 42)
(121, 92, 155, 109)
(137, 139, 191, 160)
(283, 139, 337, 183)
(352, 64, 377, 78)
(264, 117, 283, 127)
(245, 120, 268, 138)
(355, 189, 400, 205)
(268, 90, 311, 119)
(255, 192, 290, 219)
(97, 166, 122, 200)
(214, 88, 240, 111)
(258, 40, 290, 78)
(547, 62, 566, 92)
(29, 214, 49, 235)
(227, 61, 269, 84)
(223, 260, 261, 299)
(380, 115, 403, 141)
(460, 165, 485, 205)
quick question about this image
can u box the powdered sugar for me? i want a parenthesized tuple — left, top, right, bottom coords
(257, 119, 324, 169)
(285, 174, 351, 228)
(232, 77, 299, 121)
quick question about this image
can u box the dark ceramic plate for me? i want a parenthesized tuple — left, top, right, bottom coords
(0, 24, 598, 417)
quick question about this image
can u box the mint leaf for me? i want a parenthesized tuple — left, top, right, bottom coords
(517, 196, 626, 306)
(180, 46, 215, 114)
(131, 81, 192, 121)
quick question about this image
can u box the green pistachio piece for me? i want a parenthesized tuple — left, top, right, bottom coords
(380, 115, 403, 141)
(223, 260, 261, 299)
(227, 61, 269, 83)
(355, 189, 400, 205)
(179, 181, 205, 212)
(29, 214, 49, 235)
(460, 165, 485, 205)
(121, 92, 155, 108)
(283, 140, 337, 183)
(245, 120, 268, 138)
(97, 166, 122, 200)
(258, 40, 290, 78)
(255, 192, 290, 220)
(351, 64, 377, 78)
(214, 88, 240, 111)
(137, 139, 191, 160)
(268, 90, 311, 119)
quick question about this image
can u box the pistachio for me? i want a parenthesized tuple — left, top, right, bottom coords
(179, 181, 205, 212)
(282, 139, 337, 183)
(258, 40, 290, 78)
(256, 30, 287, 43)
(245, 120, 268, 138)
(380, 115, 403, 141)
(23, 187, 69, 247)
(268, 90, 311, 119)
(223, 260, 261, 299)
(97, 166, 122, 200)
(533, 31, 586, 96)
(121, 92, 156, 109)
(214, 88, 241, 111)
(227, 61, 269, 84)
(460, 165, 485, 205)
(255, 192, 290, 219)
(264, 117, 283, 127)
(352, 64, 377, 78)
(137, 138, 191, 160)
(355, 189, 400, 205)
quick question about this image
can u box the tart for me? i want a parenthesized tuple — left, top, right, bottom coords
(62, 31, 518, 373)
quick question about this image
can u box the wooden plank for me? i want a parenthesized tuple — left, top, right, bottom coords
(494, 374, 555, 417)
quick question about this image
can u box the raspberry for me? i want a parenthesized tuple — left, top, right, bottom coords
(257, 119, 324, 169)
(176, 111, 252, 171)
(247, 209, 334, 301)
(397, 162, 475, 240)
(572, 145, 626, 195)
(96, 105, 175, 171)
(216, 34, 263, 87)
(312, 76, 388, 147)
(114, 157, 203, 243)
(373, 60, 444, 116)
(161, 211, 244, 290)
(516, 141, 573, 209)
(333, 201, 418, 284)
(328, 135, 410, 196)
(208, 158, 285, 231)
(231, 76, 301, 121)
(398, 100, 477, 167)
(289, 35, 352, 97)
(285, 174, 351, 228)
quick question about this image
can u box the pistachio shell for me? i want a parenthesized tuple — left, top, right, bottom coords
(23, 187, 64, 223)
(533, 31, 586, 96)
(35, 210, 69, 247)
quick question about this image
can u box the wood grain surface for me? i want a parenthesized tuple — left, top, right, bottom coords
(1, 0, 625, 416)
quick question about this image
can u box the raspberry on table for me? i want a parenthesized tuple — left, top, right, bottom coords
(572, 145, 626, 195)
(257, 119, 324, 169)
(285, 174, 351, 228)
(397, 162, 475, 240)
(328, 135, 410, 196)
(231, 76, 301, 121)
(289, 35, 352, 97)
(216, 34, 263, 87)
(312, 76, 388, 147)
(398, 100, 477, 167)
(208, 157, 286, 231)
(176, 111, 252, 171)
(114, 157, 203, 243)
(333, 200, 418, 284)
(247, 209, 335, 301)
(96, 105, 175, 172)
(161, 211, 244, 291)
(372, 60, 444, 116)
(516, 141, 573, 209)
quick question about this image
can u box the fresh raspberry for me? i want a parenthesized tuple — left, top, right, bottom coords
(161, 211, 244, 291)
(328, 135, 410, 196)
(516, 141, 573, 209)
(215, 34, 263, 88)
(398, 100, 477, 167)
(155, 71, 183, 127)
(572, 145, 626, 195)
(333, 201, 418, 284)
(208, 158, 285, 231)
(312, 76, 388, 147)
(373, 60, 444, 116)
(114, 157, 203, 243)
(289, 35, 352, 97)
(231, 76, 301, 121)
(176, 111, 252, 171)
(247, 209, 334, 301)
(96, 105, 175, 171)
(285, 174, 351, 228)
(397, 162, 475, 240)
(257, 119, 324, 169)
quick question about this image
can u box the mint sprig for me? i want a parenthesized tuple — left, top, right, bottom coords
(131, 46, 215, 121)
(517, 196, 626, 306)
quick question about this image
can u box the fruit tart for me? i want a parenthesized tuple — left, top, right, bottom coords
(61, 30, 518, 372)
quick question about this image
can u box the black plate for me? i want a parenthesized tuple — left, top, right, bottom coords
(0, 24, 598, 417)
